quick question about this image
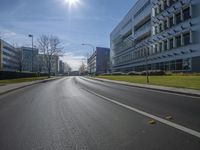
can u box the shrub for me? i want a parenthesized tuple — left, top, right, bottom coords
(111, 72, 126, 75)
(127, 71, 140, 75)
(149, 70, 165, 76)
(100, 73, 112, 76)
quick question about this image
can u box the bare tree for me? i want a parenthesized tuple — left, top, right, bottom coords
(64, 63, 72, 75)
(64, 63, 72, 72)
(38, 35, 63, 78)
(79, 61, 87, 76)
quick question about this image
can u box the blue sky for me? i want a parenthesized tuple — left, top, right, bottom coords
(0, 0, 136, 70)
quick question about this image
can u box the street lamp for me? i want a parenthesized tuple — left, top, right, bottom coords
(144, 47, 150, 84)
(127, 36, 150, 83)
(81, 43, 95, 53)
(28, 34, 34, 72)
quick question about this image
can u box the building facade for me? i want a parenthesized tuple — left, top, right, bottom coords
(0, 39, 20, 72)
(111, 0, 200, 72)
(59, 60, 65, 74)
(20, 47, 39, 72)
(87, 47, 110, 75)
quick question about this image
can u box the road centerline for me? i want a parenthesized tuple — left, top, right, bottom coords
(82, 87, 200, 139)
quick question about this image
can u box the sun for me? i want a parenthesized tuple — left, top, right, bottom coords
(64, 0, 80, 6)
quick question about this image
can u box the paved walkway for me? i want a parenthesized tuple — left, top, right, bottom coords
(89, 77, 200, 97)
(0, 77, 61, 95)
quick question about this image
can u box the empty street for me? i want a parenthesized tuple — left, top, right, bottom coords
(0, 77, 199, 150)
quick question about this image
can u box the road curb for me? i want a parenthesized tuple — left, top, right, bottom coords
(0, 77, 61, 96)
(87, 77, 200, 98)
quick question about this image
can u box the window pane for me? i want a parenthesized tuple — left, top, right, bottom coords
(176, 12, 181, 24)
(176, 59, 183, 70)
(176, 36, 181, 47)
(164, 40, 168, 51)
(169, 39, 173, 49)
(183, 58, 191, 70)
(169, 17, 173, 27)
(183, 32, 190, 45)
(183, 7, 190, 20)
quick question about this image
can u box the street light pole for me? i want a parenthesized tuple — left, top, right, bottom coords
(145, 48, 149, 84)
(28, 34, 34, 72)
(127, 36, 150, 83)
(81, 43, 95, 53)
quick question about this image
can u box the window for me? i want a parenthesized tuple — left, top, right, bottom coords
(159, 42, 163, 52)
(176, 12, 181, 24)
(158, 4, 162, 12)
(183, 7, 191, 20)
(183, 58, 191, 70)
(169, 38, 173, 49)
(170, 61, 176, 70)
(164, 40, 168, 51)
(183, 32, 190, 45)
(176, 35, 181, 47)
(165, 62, 170, 71)
(164, 20, 168, 30)
(146, 47, 150, 56)
(160, 62, 164, 70)
(159, 23, 163, 32)
(134, 0, 151, 18)
(169, 16, 173, 28)
(169, 0, 177, 6)
(176, 59, 183, 70)
(163, 0, 168, 10)
(155, 44, 158, 53)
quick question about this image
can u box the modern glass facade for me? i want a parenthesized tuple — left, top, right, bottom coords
(111, 0, 200, 72)
(87, 47, 110, 75)
(0, 39, 20, 71)
(20, 47, 39, 72)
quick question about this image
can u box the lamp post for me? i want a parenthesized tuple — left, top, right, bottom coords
(28, 34, 34, 72)
(145, 47, 150, 84)
(81, 43, 95, 76)
(127, 37, 150, 84)
(81, 43, 95, 53)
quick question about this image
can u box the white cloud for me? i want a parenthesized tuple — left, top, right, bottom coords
(60, 52, 87, 71)
(0, 29, 31, 47)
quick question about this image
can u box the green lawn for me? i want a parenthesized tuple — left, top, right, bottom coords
(97, 75, 200, 90)
(0, 77, 48, 85)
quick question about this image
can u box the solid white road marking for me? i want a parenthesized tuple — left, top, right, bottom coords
(82, 77, 200, 99)
(83, 88, 200, 139)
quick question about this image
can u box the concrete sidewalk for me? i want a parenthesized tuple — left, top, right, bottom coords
(88, 77, 200, 97)
(0, 77, 61, 95)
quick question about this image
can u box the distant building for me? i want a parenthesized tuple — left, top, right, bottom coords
(0, 39, 20, 71)
(59, 60, 65, 74)
(19, 47, 39, 72)
(38, 54, 59, 75)
(69, 71, 79, 76)
(111, 0, 200, 72)
(87, 47, 110, 75)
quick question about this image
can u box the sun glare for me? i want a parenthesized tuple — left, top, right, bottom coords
(64, 0, 80, 6)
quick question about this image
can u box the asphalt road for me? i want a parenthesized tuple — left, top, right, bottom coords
(0, 77, 199, 150)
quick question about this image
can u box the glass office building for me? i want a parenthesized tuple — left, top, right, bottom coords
(20, 47, 39, 72)
(111, 0, 200, 72)
(0, 39, 20, 71)
(87, 47, 110, 75)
